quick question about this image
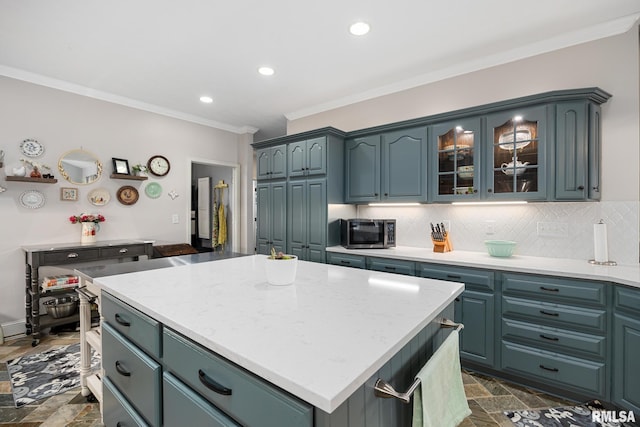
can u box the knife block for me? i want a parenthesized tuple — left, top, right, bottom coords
(432, 233, 453, 253)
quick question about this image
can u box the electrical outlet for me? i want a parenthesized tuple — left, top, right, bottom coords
(172, 214, 179, 224)
(537, 222, 569, 237)
(485, 220, 496, 235)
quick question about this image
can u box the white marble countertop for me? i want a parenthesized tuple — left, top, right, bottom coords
(326, 245, 640, 289)
(93, 255, 463, 413)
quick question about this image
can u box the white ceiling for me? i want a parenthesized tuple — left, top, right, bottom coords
(1, 1, 639, 140)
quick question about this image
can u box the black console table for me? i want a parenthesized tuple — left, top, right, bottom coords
(22, 239, 154, 346)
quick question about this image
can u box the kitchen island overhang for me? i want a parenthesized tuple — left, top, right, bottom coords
(93, 255, 464, 414)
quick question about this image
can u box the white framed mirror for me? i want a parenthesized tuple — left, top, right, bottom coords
(58, 149, 103, 185)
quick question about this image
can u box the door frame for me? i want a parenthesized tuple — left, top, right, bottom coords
(187, 157, 241, 253)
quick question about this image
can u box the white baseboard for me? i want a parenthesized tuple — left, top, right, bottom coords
(0, 320, 26, 342)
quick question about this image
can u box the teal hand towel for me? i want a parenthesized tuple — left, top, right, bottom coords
(412, 329, 471, 427)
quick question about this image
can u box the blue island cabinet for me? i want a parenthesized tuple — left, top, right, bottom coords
(102, 290, 456, 427)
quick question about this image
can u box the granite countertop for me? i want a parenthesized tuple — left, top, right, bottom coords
(326, 245, 640, 289)
(93, 255, 464, 413)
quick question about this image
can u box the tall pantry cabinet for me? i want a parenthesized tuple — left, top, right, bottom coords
(253, 128, 345, 262)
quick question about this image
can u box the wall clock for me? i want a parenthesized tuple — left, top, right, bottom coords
(147, 155, 170, 177)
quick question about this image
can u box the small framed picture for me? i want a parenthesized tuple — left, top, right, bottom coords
(60, 187, 78, 201)
(112, 158, 130, 175)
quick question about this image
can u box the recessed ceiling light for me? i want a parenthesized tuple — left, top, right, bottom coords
(258, 66, 275, 76)
(200, 96, 213, 104)
(349, 21, 370, 36)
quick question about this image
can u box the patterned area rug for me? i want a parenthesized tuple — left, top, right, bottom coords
(505, 402, 636, 427)
(6, 343, 100, 407)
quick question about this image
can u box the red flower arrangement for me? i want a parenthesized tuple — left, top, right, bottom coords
(69, 213, 105, 224)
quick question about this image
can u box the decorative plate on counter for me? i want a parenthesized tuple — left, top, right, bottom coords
(20, 139, 44, 157)
(144, 182, 162, 199)
(116, 185, 139, 205)
(88, 188, 111, 206)
(19, 190, 45, 209)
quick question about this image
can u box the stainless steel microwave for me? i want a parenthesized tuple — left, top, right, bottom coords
(341, 219, 396, 249)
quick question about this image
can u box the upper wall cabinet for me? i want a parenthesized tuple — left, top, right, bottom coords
(485, 105, 548, 201)
(345, 126, 428, 203)
(256, 144, 287, 180)
(288, 136, 327, 177)
(431, 117, 482, 202)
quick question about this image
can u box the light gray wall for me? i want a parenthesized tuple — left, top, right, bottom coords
(0, 76, 252, 335)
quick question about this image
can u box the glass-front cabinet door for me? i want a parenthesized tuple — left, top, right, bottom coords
(486, 106, 547, 200)
(432, 117, 481, 202)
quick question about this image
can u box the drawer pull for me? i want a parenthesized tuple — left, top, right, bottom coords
(539, 364, 559, 372)
(119, 248, 128, 253)
(340, 260, 351, 265)
(115, 361, 131, 377)
(114, 313, 131, 327)
(446, 274, 462, 280)
(198, 369, 232, 396)
(540, 310, 559, 317)
(384, 266, 396, 271)
(67, 252, 79, 258)
(540, 286, 560, 292)
(539, 334, 559, 341)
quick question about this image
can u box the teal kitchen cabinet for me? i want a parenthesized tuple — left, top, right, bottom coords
(344, 135, 380, 203)
(485, 105, 548, 201)
(345, 126, 428, 203)
(418, 263, 496, 367)
(256, 144, 287, 180)
(612, 286, 640, 414)
(501, 273, 608, 400)
(288, 136, 327, 177)
(287, 178, 327, 262)
(431, 117, 482, 202)
(256, 181, 287, 255)
(555, 100, 604, 200)
(325, 252, 366, 269)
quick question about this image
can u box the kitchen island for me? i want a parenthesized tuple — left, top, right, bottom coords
(93, 254, 464, 426)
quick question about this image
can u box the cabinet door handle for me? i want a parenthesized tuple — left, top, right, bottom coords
(540, 286, 559, 292)
(67, 252, 79, 258)
(115, 361, 131, 377)
(374, 193, 379, 196)
(119, 248, 128, 254)
(539, 364, 559, 372)
(198, 369, 232, 396)
(540, 310, 559, 317)
(114, 313, 131, 327)
(539, 334, 559, 341)
(578, 185, 585, 190)
(487, 188, 493, 193)
(455, 297, 461, 302)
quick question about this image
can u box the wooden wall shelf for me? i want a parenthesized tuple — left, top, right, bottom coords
(110, 173, 148, 181)
(5, 176, 58, 184)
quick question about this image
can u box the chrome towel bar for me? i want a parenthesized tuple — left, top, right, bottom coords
(373, 318, 463, 403)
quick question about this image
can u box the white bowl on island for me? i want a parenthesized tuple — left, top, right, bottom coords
(264, 252, 298, 286)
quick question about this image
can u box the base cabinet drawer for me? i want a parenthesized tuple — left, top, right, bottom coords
(326, 252, 366, 269)
(103, 376, 149, 427)
(502, 318, 606, 359)
(102, 292, 162, 358)
(502, 296, 606, 332)
(103, 323, 162, 427)
(502, 273, 605, 305)
(163, 328, 313, 427)
(502, 341, 606, 397)
(366, 257, 415, 276)
(164, 372, 240, 427)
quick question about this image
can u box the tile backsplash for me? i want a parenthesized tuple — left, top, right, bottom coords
(358, 201, 639, 265)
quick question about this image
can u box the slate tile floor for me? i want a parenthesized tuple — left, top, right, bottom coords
(0, 331, 575, 427)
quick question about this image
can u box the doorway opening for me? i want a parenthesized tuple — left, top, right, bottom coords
(189, 159, 240, 254)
